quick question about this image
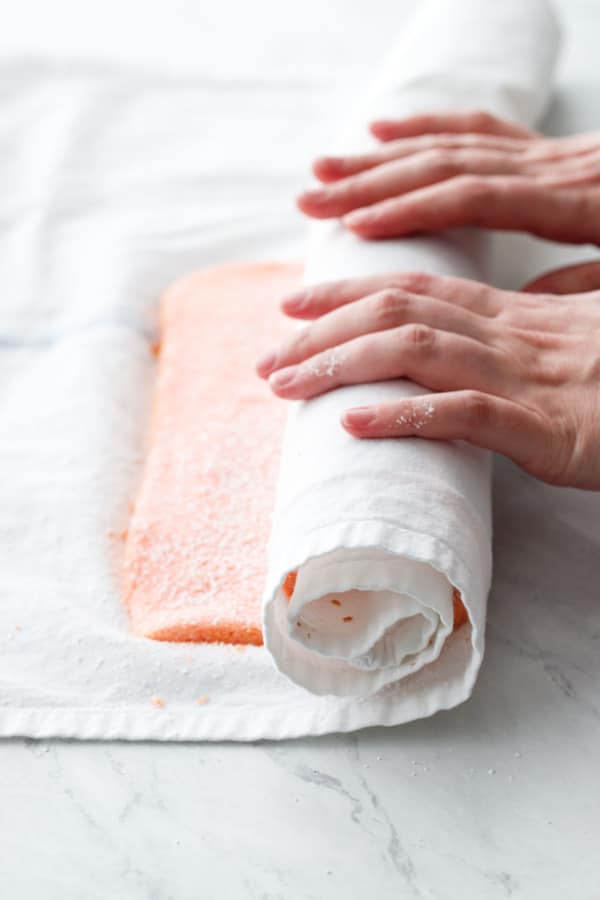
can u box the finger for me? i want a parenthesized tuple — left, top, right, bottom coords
(298, 150, 520, 219)
(522, 260, 600, 295)
(523, 132, 600, 166)
(256, 288, 490, 378)
(312, 134, 529, 181)
(343, 176, 600, 244)
(267, 325, 503, 401)
(340, 391, 546, 474)
(369, 111, 538, 142)
(281, 272, 507, 319)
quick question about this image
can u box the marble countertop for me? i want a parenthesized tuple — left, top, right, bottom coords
(3, 634, 598, 900)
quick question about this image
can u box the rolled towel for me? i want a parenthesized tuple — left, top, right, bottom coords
(262, 0, 560, 698)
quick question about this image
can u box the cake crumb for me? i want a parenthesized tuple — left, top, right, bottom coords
(196, 696, 210, 705)
(151, 695, 165, 708)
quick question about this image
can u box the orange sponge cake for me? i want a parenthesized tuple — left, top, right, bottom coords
(124, 262, 301, 643)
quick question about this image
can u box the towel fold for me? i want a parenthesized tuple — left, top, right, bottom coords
(262, 0, 560, 701)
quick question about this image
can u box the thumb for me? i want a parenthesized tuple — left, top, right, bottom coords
(522, 260, 600, 295)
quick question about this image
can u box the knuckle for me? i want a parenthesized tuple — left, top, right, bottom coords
(530, 354, 568, 385)
(462, 391, 493, 427)
(402, 322, 435, 349)
(392, 271, 432, 295)
(420, 147, 456, 173)
(456, 174, 492, 212)
(459, 173, 490, 197)
(372, 288, 410, 322)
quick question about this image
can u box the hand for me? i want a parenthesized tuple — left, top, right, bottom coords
(297, 111, 600, 244)
(256, 263, 600, 489)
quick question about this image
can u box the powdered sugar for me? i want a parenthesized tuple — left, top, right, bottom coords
(395, 398, 435, 431)
(306, 349, 344, 378)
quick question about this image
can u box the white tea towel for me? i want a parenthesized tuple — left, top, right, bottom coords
(263, 0, 560, 702)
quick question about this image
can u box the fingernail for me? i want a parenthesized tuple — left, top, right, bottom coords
(269, 368, 297, 391)
(256, 350, 277, 376)
(281, 292, 307, 313)
(342, 407, 375, 429)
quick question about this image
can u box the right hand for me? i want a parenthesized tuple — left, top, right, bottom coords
(258, 261, 600, 490)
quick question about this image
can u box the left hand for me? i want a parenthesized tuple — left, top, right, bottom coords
(296, 111, 600, 244)
(256, 264, 600, 489)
